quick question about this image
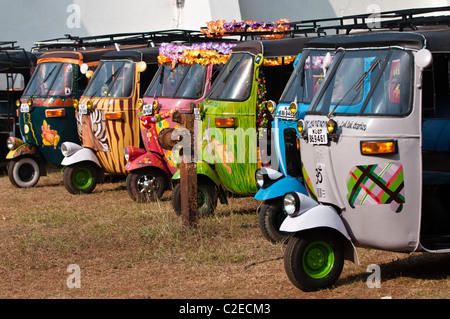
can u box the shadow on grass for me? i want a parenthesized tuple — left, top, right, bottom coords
(337, 252, 450, 288)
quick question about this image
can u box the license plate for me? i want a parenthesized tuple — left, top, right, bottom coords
(79, 104, 88, 115)
(142, 104, 152, 115)
(308, 127, 328, 145)
(275, 105, 296, 119)
(20, 103, 29, 113)
(194, 108, 201, 121)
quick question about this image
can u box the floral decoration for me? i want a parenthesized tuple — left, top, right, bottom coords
(201, 19, 291, 39)
(157, 42, 236, 68)
(256, 69, 269, 136)
(139, 108, 176, 128)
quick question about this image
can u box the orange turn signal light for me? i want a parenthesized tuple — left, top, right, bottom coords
(45, 108, 66, 118)
(215, 117, 236, 128)
(361, 140, 397, 155)
(105, 112, 124, 120)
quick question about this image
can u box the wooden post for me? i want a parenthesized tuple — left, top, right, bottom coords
(171, 107, 198, 227)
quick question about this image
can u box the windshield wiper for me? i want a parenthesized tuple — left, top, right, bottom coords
(90, 63, 124, 98)
(327, 58, 380, 118)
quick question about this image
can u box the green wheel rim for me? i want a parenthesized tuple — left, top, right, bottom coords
(72, 167, 93, 190)
(302, 240, 335, 279)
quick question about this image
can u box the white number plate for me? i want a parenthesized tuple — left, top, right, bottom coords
(20, 103, 29, 113)
(142, 104, 152, 115)
(194, 108, 201, 121)
(79, 104, 88, 115)
(308, 127, 328, 145)
(276, 105, 296, 119)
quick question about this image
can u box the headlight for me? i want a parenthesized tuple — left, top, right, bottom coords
(326, 119, 337, 134)
(255, 169, 264, 189)
(283, 192, 300, 216)
(297, 119, 305, 134)
(255, 167, 283, 189)
(6, 137, 15, 150)
(124, 147, 129, 162)
(61, 143, 69, 157)
(6, 137, 24, 150)
(289, 102, 298, 114)
(86, 99, 94, 111)
(267, 100, 276, 113)
(73, 99, 79, 110)
(61, 142, 82, 157)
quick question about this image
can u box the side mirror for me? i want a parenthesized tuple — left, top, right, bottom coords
(137, 61, 147, 73)
(80, 63, 89, 74)
(322, 52, 332, 76)
(415, 49, 432, 69)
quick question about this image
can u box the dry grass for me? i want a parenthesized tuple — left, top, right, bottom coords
(0, 168, 450, 299)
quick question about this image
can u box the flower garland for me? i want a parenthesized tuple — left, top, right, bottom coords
(201, 19, 291, 39)
(157, 42, 236, 68)
(256, 69, 269, 136)
(263, 55, 297, 67)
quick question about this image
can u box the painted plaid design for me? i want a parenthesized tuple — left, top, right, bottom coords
(346, 162, 405, 213)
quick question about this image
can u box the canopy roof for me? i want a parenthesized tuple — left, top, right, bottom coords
(101, 46, 160, 64)
(0, 49, 37, 72)
(231, 37, 313, 57)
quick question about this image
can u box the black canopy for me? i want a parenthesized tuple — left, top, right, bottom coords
(0, 49, 37, 72)
(102, 46, 160, 64)
(232, 37, 313, 57)
(304, 27, 450, 52)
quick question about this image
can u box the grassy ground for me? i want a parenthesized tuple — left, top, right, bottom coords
(0, 169, 450, 299)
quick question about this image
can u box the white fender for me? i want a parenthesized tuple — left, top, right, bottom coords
(61, 142, 101, 167)
(280, 205, 359, 263)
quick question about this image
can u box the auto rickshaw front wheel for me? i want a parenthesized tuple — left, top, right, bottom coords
(171, 179, 218, 217)
(126, 168, 166, 202)
(284, 230, 344, 292)
(259, 199, 291, 243)
(7, 156, 40, 188)
(63, 162, 98, 194)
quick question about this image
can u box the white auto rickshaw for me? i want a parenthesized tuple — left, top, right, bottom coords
(280, 26, 450, 291)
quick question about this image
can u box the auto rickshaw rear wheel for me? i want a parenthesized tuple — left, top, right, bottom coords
(259, 199, 291, 243)
(63, 162, 98, 194)
(126, 168, 166, 202)
(171, 179, 218, 217)
(7, 156, 40, 188)
(284, 230, 344, 292)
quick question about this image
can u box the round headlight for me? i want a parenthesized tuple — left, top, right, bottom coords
(267, 100, 276, 113)
(297, 120, 304, 134)
(255, 169, 264, 189)
(152, 100, 159, 112)
(137, 99, 144, 108)
(289, 102, 298, 114)
(86, 99, 93, 111)
(61, 143, 69, 157)
(15, 100, 21, 107)
(6, 137, 14, 150)
(27, 99, 33, 107)
(326, 119, 337, 134)
(73, 99, 79, 110)
(124, 147, 129, 162)
(283, 192, 300, 216)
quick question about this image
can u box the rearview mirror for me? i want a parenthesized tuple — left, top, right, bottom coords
(415, 49, 432, 69)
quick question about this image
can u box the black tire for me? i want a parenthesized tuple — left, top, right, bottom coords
(259, 199, 291, 243)
(63, 162, 98, 194)
(171, 179, 218, 217)
(284, 230, 344, 292)
(8, 157, 40, 188)
(126, 168, 166, 202)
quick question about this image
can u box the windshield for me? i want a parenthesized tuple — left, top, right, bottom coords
(145, 63, 207, 99)
(84, 60, 134, 98)
(310, 48, 412, 116)
(206, 53, 253, 101)
(280, 50, 334, 104)
(23, 62, 74, 97)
